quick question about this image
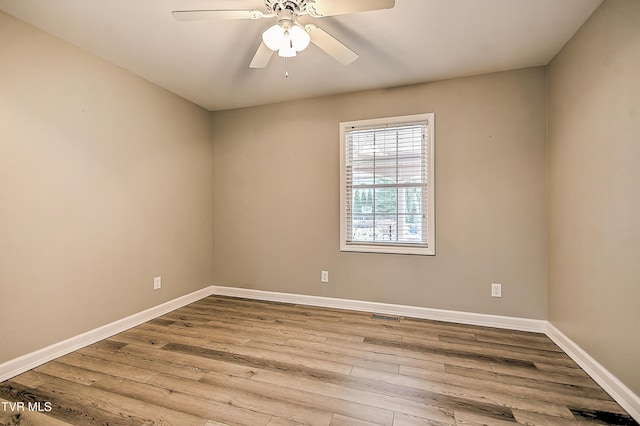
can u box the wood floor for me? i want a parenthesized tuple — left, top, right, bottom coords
(1, 296, 637, 426)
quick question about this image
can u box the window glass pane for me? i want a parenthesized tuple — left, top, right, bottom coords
(352, 163, 374, 185)
(398, 214, 423, 242)
(404, 187, 422, 215)
(374, 157, 397, 184)
(352, 188, 374, 215)
(374, 187, 397, 213)
(351, 218, 374, 241)
(374, 215, 397, 242)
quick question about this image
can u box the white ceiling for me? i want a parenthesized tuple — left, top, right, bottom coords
(0, 0, 602, 111)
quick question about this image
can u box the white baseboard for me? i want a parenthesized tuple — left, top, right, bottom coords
(210, 286, 547, 333)
(0, 286, 213, 383)
(546, 323, 640, 422)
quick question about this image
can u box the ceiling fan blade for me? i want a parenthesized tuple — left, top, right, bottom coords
(172, 9, 266, 21)
(305, 24, 358, 65)
(249, 42, 275, 68)
(307, 0, 395, 17)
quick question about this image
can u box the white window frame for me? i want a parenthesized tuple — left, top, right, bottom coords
(339, 113, 435, 256)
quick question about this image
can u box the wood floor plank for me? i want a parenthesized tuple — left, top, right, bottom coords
(120, 342, 260, 379)
(336, 316, 479, 343)
(512, 409, 599, 426)
(474, 333, 564, 352)
(0, 295, 637, 426)
(202, 339, 355, 375)
(9, 371, 210, 425)
(205, 316, 369, 343)
(274, 317, 403, 343)
(53, 351, 158, 384)
(284, 338, 447, 373)
(398, 335, 577, 368)
(92, 373, 273, 426)
(453, 410, 520, 426)
(202, 296, 370, 324)
(351, 365, 576, 419)
(181, 299, 351, 327)
(392, 411, 455, 426)
(103, 329, 171, 349)
(177, 314, 358, 344)
(330, 413, 384, 426)
(200, 369, 395, 426)
(34, 359, 105, 386)
(161, 341, 354, 376)
(148, 373, 334, 426)
(444, 364, 612, 401)
(139, 321, 253, 346)
(348, 336, 512, 371)
(244, 339, 401, 374)
(398, 317, 543, 341)
(534, 361, 591, 377)
(569, 407, 639, 425)
(392, 365, 626, 415)
(77, 344, 207, 381)
(488, 362, 602, 389)
(438, 335, 570, 359)
(247, 367, 460, 424)
(182, 301, 342, 325)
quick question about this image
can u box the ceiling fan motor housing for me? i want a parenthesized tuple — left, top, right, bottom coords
(265, 0, 313, 15)
(277, 9, 295, 30)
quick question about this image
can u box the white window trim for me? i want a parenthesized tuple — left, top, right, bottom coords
(339, 113, 435, 256)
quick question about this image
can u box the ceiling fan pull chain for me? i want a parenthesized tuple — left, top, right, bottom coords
(285, 57, 289, 78)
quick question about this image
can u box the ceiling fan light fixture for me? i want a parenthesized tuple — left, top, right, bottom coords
(262, 21, 310, 56)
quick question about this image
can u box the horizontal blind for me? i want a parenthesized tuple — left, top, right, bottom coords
(345, 121, 430, 247)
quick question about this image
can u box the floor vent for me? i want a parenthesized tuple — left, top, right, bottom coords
(371, 313, 400, 322)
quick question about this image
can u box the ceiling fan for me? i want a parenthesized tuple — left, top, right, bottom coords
(172, 0, 395, 69)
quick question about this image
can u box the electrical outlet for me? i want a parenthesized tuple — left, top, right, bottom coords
(321, 270, 329, 283)
(154, 276, 162, 290)
(491, 283, 502, 298)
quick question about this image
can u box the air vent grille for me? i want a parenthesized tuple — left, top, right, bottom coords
(371, 313, 400, 322)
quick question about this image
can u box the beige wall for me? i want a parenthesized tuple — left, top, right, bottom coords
(0, 11, 214, 363)
(548, 0, 640, 395)
(212, 67, 548, 319)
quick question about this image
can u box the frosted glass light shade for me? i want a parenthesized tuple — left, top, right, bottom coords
(278, 43, 296, 57)
(289, 25, 310, 51)
(262, 23, 311, 54)
(262, 24, 285, 51)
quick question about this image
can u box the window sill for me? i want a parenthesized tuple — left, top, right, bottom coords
(340, 243, 435, 256)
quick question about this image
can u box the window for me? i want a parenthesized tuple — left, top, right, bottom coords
(340, 113, 435, 255)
